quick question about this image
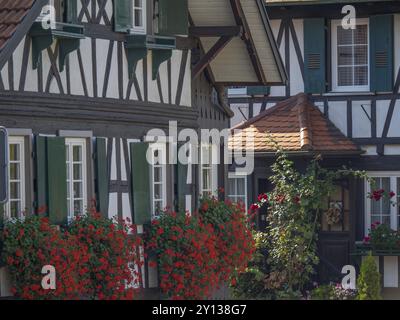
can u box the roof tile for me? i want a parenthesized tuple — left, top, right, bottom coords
(230, 93, 360, 154)
(0, 0, 35, 51)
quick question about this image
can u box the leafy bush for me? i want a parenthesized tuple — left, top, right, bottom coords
(147, 211, 219, 300)
(357, 253, 382, 300)
(230, 232, 272, 299)
(364, 222, 400, 250)
(147, 199, 255, 300)
(310, 283, 357, 300)
(1, 212, 143, 300)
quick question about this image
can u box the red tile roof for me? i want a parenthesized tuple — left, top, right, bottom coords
(0, 0, 35, 51)
(230, 93, 361, 154)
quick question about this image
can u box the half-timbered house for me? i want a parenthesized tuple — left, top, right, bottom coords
(228, 0, 400, 298)
(0, 0, 286, 298)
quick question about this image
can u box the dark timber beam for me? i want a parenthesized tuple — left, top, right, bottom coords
(192, 36, 233, 80)
(189, 26, 242, 37)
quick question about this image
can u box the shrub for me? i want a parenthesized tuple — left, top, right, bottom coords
(357, 253, 382, 300)
(230, 231, 272, 299)
(199, 196, 255, 282)
(310, 283, 357, 300)
(68, 212, 143, 300)
(1, 212, 143, 300)
(1, 216, 89, 299)
(364, 222, 400, 250)
(147, 211, 219, 300)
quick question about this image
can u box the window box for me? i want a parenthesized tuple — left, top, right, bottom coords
(352, 242, 400, 257)
(125, 34, 176, 80)
(29, 21, 85, 72)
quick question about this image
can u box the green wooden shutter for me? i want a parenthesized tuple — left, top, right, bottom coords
(159, 0, 188, 35)
(95, 138, 109, 218)
(370, 15, 394, 92)
(114, 0, 133, 32)
(304, 18, 326, 94)
(247, 86, 270, 96)
(47, 137, 68, 225)
(131, 142, 151, 225)
(65, 0, 78, 24)
(35, 136, 48, 214)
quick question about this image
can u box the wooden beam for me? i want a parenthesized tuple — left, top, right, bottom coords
(192, 36, 233, 80)
(189, 26, 242, 37)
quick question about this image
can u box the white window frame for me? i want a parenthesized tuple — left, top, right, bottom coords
(65, 138, 88, 221)
(132, 0, 147, 34)
(364, 171, 400, 236)
(332, 18, 370, 92)
(5, 137, 26, 220)
(149, 143, 167, 219)
(228, 172, 248, 211)
(199, 143, 218, 197)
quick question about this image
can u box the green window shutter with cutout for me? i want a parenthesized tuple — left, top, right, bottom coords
(304, 18, 326, 94)
(159, 0, 188, 35)
(131, 142, 151, 225)
(47, 137, 68, 225)
(114, 0, 133, 32)
(95, 138, 109, 218)
(370, 15, 394, 93)
(247, 86, 270, 96)
(65, 0, 78, 24)
(35, 136, 48, 214)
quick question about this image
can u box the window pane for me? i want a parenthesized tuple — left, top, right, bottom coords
(237, 178, 245, 195)
(74, 200, 83, 215)
(154, 184, 162, 199)
(338, 46, 353, 65)
(337, 27, 352, 45)
(73, 145, 82, 162)
(73, 164, 82, 180)
(354, 45, 368, 65)
(154, 167, 162, 183)
(354, 25, 368, 44)
(134, 0, 142, 7)
(9, 144, 20, 161)
(9, 163, 20, 180)
(202, 146, 210, 164)
(134, 9, 143, 27)
(354, 66, 368, 86)
(10, 182, 20, 199)
(154, 201, 162, 216)
(228, 179, 235, 196)
(338, 67, 353, 86)
(10, 201, 20, 219)
(202, 169, 210, 190)
(73, 182, 82, 198)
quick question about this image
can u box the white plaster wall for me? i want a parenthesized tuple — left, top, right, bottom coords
(327, 101, 347, 136)
(352, 101, 371, 138)
(376, 100, 390, 138)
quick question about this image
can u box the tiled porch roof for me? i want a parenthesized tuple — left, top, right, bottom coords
(229, 93, 361, 154)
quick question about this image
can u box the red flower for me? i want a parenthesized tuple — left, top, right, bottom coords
(257, 193, 268, 202)
(363, 236, 371, 243)
(201, 202, 209, 212)
(293, 195, 301, 204)
(249, 204, 259, 212)
(15, 249, 23, 258)
(390, 191, 396, 198)
(157, 228, 164, 236)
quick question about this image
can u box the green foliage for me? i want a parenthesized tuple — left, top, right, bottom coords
(310, 284, 334, 300)
(369, 223, 400, 250)
(357, 253, 382, 300)
(252, 148, 366, 296)
(310, 283, 357, 300)
(230, 232, 272, 299)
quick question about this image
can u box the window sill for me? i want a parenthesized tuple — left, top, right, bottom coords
(323, 91, 374, 97)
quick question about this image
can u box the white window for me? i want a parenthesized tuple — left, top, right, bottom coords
(200, 144, 218, 197)
(5, 137, 26, 220)
(132, 0, 146, 34)
(65, 138, 87, 220)
(365, 172, 400, 235)
(149, 143, 167, 218)
(332, 19, 369, 92)
(228, 173, 247, 210)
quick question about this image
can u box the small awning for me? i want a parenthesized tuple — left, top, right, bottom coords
(188, 0, 287, 86)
